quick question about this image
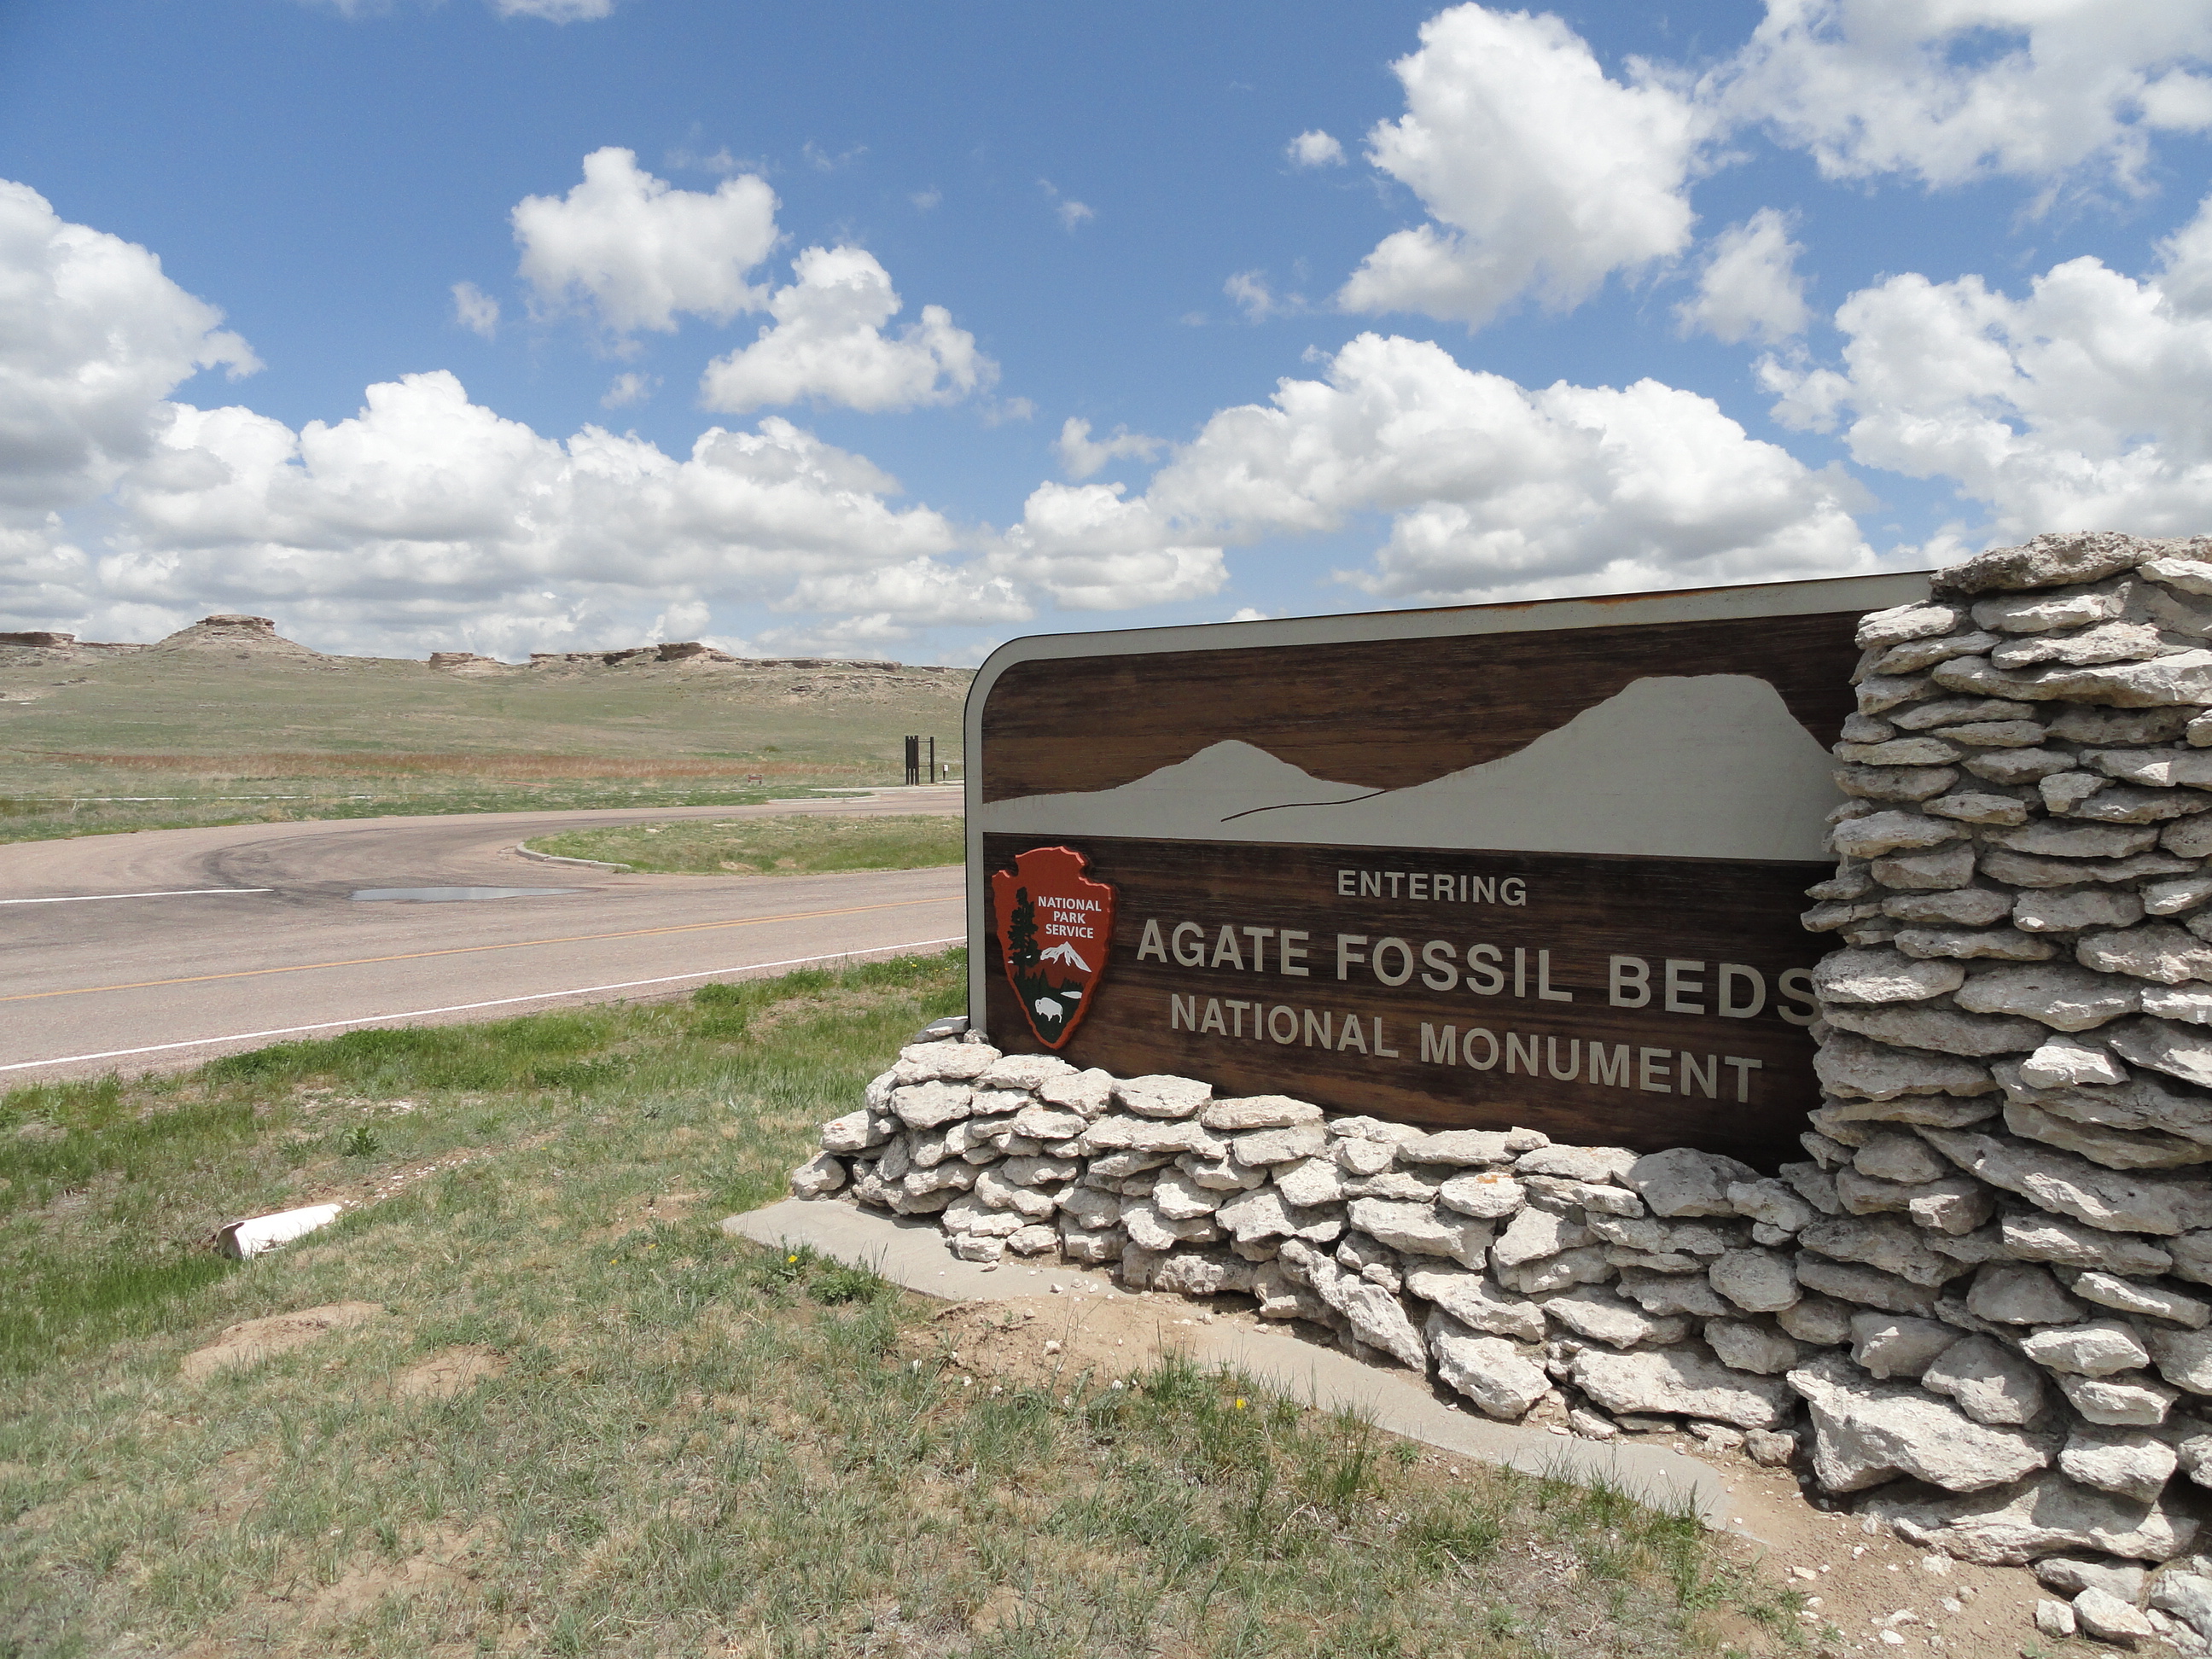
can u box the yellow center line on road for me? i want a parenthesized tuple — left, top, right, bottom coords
(0, 895, 961, 1004)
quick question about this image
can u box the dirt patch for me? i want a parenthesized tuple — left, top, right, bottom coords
(967, 1584, 1034, 1635)
(913, 1281, 1278, 1398)
(916, 1284, 2080, 1659)
(1698, 1454, 2055, 1657)
(173, 1524, 492, 1655)
(294, 1524, 484, 1629)
(352, 1144, 490, 1204)
(589, 1188, 705, 1243)
(180, 1301, 384, 1381)
(637, 1186, 701, 1224)
(750, 987, 882, 1035)
(393, 1345, 506, 1400)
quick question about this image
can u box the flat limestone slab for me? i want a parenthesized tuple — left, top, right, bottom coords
(725, 1196, 1748, 1534)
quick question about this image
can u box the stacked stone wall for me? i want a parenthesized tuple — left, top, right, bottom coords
(790, 532, 2212, 1639)
(1792, 530, 2212, 1588)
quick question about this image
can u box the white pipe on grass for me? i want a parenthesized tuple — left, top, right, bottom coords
(216, 1202, 343, 1260)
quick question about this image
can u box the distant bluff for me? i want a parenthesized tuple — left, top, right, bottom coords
(0, 614, 969, 694)
(148, 613, 323, 662)
(1, 613, 319, 665)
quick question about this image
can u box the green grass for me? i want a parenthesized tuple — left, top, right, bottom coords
(525, 812, 964, 875)
(0, 783, 858, 845)
(0, 949, 1796, 1658)
(0, 647, 967, 842)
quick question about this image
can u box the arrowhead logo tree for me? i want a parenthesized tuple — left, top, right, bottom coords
(989, 845, 1115, 1049)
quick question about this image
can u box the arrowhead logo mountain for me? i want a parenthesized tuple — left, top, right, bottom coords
(990, 844, 1115, 1050)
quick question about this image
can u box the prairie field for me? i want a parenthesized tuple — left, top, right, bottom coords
(0, 649, 969, 842)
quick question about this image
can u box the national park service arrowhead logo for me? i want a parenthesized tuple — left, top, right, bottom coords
(991, 845, 1115, 1050)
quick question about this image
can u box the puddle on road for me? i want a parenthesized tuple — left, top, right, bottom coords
(350, 887, 578, 903)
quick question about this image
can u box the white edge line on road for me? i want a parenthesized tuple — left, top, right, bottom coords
(0, 934, 967, 1073)
(0, 888, 274, 905)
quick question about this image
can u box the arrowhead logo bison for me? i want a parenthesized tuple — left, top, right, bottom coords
(990, 845, 1115, 1049)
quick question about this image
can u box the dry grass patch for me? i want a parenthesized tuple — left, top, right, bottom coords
(390, 1346, 509, 1401)
(525, 812, 963, 877)
(30, 750, 827, 781)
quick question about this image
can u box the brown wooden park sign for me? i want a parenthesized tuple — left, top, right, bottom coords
(964, 573, 1930, 1168)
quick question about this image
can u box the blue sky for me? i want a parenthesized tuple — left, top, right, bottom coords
(3, 1, 2210, 663)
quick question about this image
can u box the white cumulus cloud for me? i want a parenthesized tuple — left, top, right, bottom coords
(1039, 180, 1095, 232)
(1714, 0, 2212, 195)
(0, 178, 260, 631)
(1339, 4, 1705, 328)
(1325, 4, 2212, 335)
(1677, 209, 1811, 344)
(752, 614, 934, 659)
(697, 245, 994, 414)
(303, 0, 613, 18)
(1761, 194, 2212, 539)
(651, 597, 711, 641)
(1287, 130, 1346, 166)
(103, 372, 966, 653)
(782, 557, 1031, 627)
(511, 148, 779, 337)
(488, 0, 612, 19)
(1004, 333, 1871, 608)
(0, 178, 1021, 658)
(0, 179, 258, 520)
(451, 281, 500, 338)
(993, 482, 1228, 611)
(1225, 270, 1305, 322)
(1055, 417, 1163, 480)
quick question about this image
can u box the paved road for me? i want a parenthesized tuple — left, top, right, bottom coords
(0, 789, 966, 1082)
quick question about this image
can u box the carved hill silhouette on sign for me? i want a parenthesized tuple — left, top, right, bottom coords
(981, 673, 1837, 860)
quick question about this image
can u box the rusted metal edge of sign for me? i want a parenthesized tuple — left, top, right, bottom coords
(963, 571, 1933, 1166)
